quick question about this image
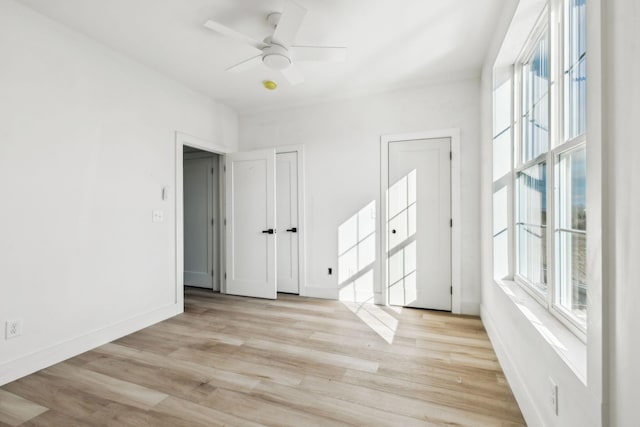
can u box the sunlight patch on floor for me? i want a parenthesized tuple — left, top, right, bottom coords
(341, 300, 400, 344)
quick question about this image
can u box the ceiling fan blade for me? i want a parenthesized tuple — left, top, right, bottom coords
(204, 20, 267, 50)
(281, 64, 304, 85)
(226, 54, 263, 72)
(272, 0, 307, 47)
(291, 45, 347, 62)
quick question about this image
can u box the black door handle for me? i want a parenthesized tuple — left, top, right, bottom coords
(391, 229, 397, 234)
(262, 229, 275, 234)
(286, 227, 297, 233)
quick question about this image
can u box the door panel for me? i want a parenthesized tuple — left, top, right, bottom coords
(225, 149, 277, 299)
(388, 138, 451, 311)
(276, 152, 299, 294)
(183, 156, 214, 289)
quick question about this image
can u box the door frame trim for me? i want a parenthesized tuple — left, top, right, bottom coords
(175, 132, 230, 309)
(275, 145, 307, 296)
(379, 129, 461, 314)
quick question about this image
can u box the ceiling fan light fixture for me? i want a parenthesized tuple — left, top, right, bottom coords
(261, 43, 291, 70)
(262, 53, 291, 70)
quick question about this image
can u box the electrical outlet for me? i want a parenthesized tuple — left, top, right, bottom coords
(5, 319, 23, 339)
(549, 377, 558, 415)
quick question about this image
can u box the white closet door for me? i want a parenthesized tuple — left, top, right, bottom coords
(388, 138, 451, 311)
(276, 152, 299, 294)
(225, 149, 277, 299)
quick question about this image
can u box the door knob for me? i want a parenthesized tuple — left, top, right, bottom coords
(391, 229, 397, 234)
(286, 227, 297, 233)
(261, 229, 275, 234)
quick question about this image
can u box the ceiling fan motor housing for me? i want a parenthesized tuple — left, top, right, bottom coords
(262, 43, 291, 70)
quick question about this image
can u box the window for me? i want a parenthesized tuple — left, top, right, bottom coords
(521, 32, 550, 162)
(515, 25, 550, 298)
(555, 147, 586, 323)
(493, 0, 587, 338)
(564, 0, 587, 140)
(554, 0, 587, 331)
(516, 162, 547, 294)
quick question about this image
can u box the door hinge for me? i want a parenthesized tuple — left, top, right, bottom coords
(450, 219, 453, 227)
(211, 218, 214, 226)
(223, 165, 226, 172)
(224, 272, 227, 280)
(450, 151, 452, 160)
(450, 286, 453, 295)
(212, 269, 214, 276)
(212, 167, 214, 174)
(224, 218, 227, 226)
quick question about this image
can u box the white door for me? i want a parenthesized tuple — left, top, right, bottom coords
(387, 138, 451, 311)
(276, 152, 299, 294)
(225, 149, 277, 299)
(183, 156, 214, 289)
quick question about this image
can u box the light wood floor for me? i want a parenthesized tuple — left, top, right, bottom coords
(1, 289, 525, 426)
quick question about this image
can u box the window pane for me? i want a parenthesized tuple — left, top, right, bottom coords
(559, 148, 586, 231)
(565, 0, 587, 140)
(516, 162, 547, 293)
(522, 32, 550, 162)
(555, 147, 587, 327)
(565, 56, 586, 140)
(556, 231, 587, 325)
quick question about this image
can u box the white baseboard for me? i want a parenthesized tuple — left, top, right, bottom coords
(0, 303, 182, 386)
(461, 301, 481, 315)
(303, 286, 338, 300)
(481, 304, 545, 427)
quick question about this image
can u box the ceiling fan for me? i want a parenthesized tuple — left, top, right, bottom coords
(204, 0, 347, 85)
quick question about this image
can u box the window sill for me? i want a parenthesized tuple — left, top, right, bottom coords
(494, 278, 587, 384)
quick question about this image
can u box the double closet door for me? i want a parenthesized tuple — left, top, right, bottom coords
(224, 149, 299, 299)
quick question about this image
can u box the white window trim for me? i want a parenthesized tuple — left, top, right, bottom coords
(509, 1, 588, 342)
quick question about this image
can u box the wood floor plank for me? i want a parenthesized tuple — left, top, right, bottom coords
(152, 396, 268, 427)
(93, 343, 260, 393)
(251, 379, 440, 427)
(0, 290, 525, 426)
(299, 375, 519, 427)
(41, 363, 168, 410)
(2, 372, 110, 419)
(19, 410, 86, 427)
(0, 390, 48, 426)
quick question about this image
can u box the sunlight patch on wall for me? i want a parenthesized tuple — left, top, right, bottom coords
(386, 170, 418, 306)
(338, 201, 376, 300)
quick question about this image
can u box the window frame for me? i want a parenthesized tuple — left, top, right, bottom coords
(550, 0, 588, 338)
(513, 11, 552, 307)
(551, 141, 586, 338)
(508, 1, 588, 342)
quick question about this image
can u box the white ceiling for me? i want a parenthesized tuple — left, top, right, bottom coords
(19, 0, 505, 113)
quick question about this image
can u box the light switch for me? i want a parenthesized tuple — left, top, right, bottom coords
(152, 210, 164, 223)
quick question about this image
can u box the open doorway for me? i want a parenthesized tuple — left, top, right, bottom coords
(175, 132, 229, 307)
(183, 146, 221, 291)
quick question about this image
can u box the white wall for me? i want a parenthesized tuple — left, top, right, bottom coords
(602, 0, 640, 425)
(0, 0, 237, 385)
(239, 78, 482, 313)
